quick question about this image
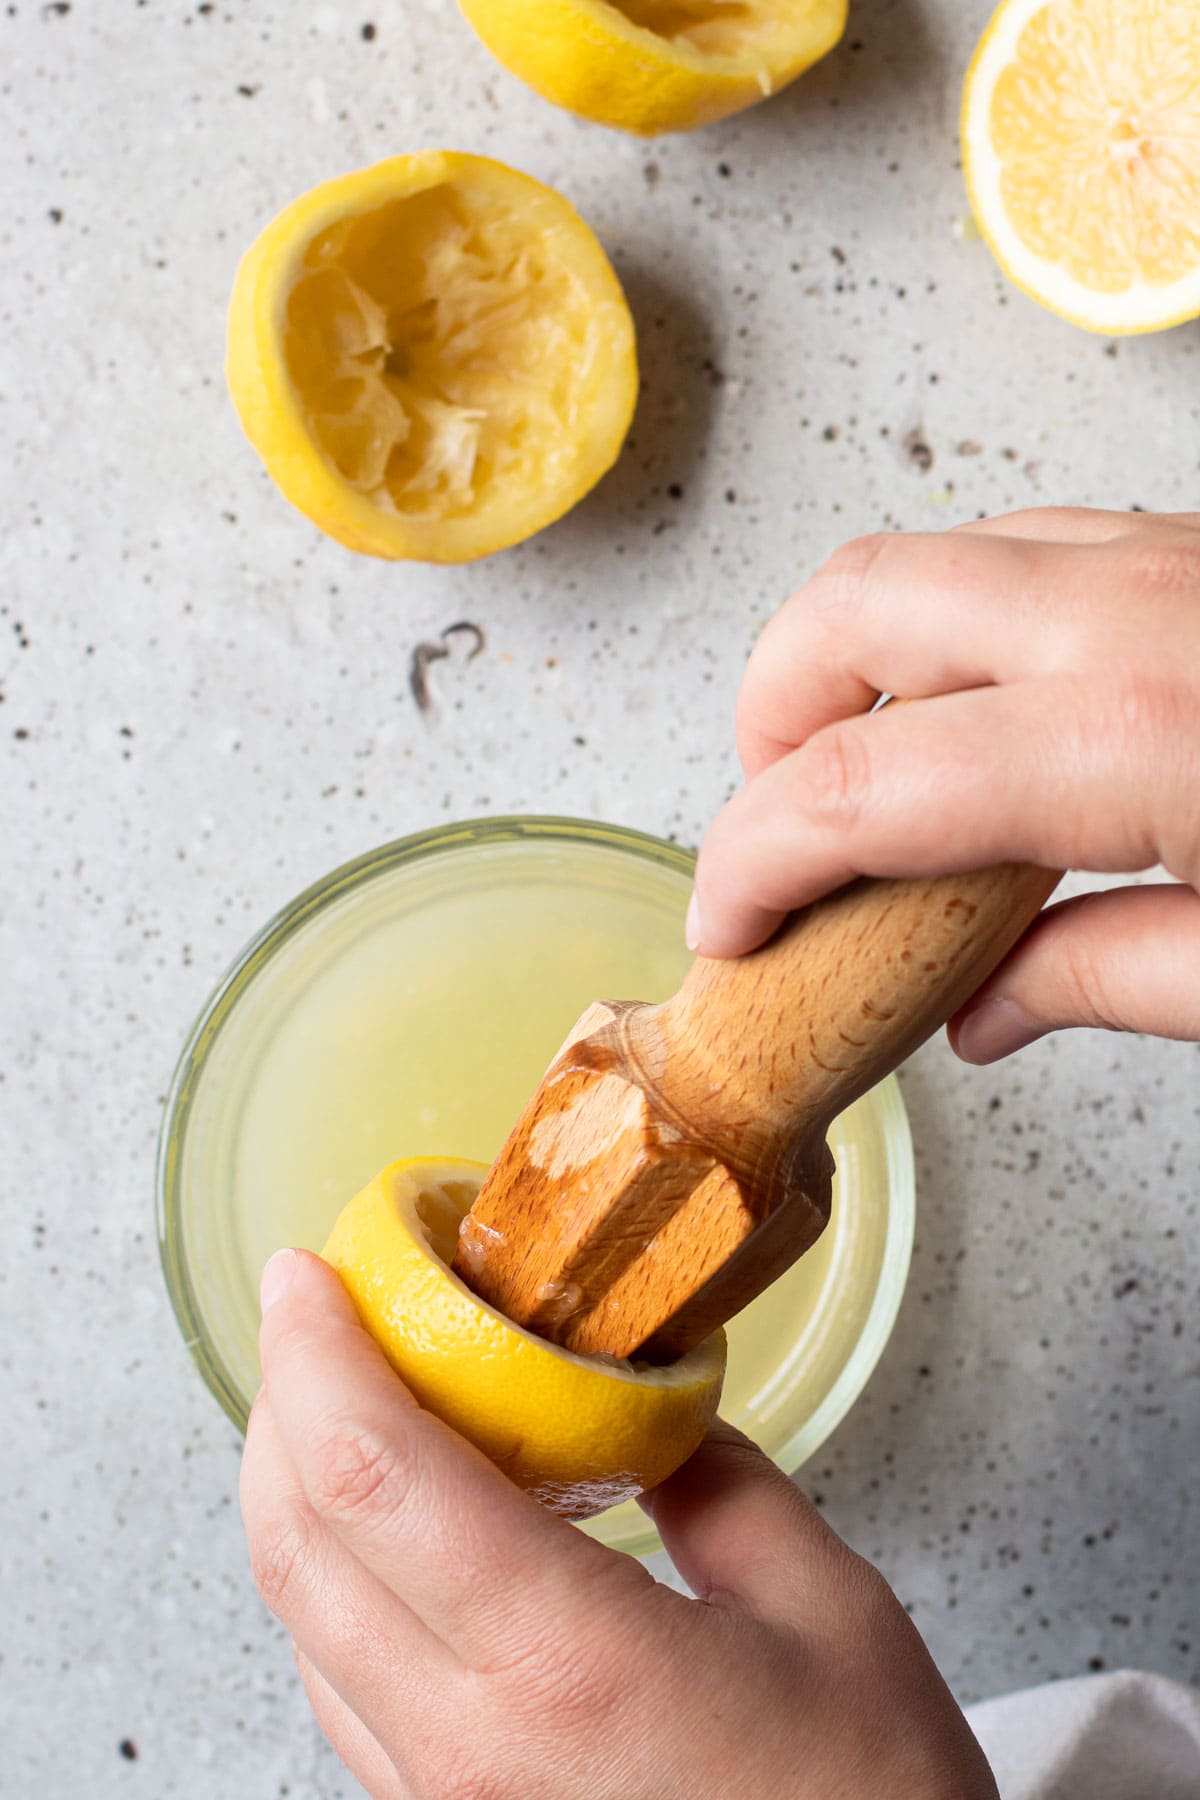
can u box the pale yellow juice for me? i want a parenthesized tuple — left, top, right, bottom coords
(167, 823, 911, 1553)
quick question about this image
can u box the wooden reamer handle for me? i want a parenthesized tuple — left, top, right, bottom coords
(649, 861, 1058, 1145)
(455, 860, 1060, 1360)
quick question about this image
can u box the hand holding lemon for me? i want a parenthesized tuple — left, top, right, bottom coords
(243, 1245, 998, 1800)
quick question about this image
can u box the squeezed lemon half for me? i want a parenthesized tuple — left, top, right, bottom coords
(962, 0, 1200, 334)
(322, 1157, 726, 1520)
(458, 0, 847, 136)
(226, 152, 638, 561)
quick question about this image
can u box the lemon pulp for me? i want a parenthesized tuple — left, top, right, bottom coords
(227, 153, 637, 559)
(286, 189, 606, 523)
(963, 0, 1200, 332)
(611, 0, 789, 57)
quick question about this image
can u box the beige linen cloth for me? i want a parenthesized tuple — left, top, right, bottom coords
(966, 1672, 1200, 1799)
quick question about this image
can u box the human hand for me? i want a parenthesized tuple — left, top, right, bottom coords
(242, 1248, 997, 1799)
(688, 508, 1200, 1061)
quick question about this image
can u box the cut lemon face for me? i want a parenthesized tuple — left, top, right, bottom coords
(962, 0, 1200, 334)
(226, 153, 637, 561)
(321, 1157, 726, 1520)
(457, 0, 847, 137)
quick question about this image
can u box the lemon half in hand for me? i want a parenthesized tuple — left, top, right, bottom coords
(963, 0, 1200, 335)
(226, 152, 637, 561)
(321, 1158, 726, 1520)
(458, 0, 847, 137)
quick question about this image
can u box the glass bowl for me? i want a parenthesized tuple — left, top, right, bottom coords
(157, 816, 914, 1556)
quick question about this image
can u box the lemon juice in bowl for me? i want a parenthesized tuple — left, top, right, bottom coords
(158, 817, 913, 1555)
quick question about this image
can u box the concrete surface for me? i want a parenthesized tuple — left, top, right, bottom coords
(4, 0, 1199, 1794)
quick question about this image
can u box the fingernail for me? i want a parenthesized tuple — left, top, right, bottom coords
(685, 889, 703, 953)
(954, 997, 1041, 1064)
(260, 1248, 298, 1312)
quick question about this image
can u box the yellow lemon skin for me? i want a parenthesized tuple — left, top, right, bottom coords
(457, 0, 847, 137)
(321, 1158, 726, 1521)
(226, 151, 638, 562)
(962, 0, 1200, 336)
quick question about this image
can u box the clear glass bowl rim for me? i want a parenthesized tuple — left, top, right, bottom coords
(156, 814, 915, 1535)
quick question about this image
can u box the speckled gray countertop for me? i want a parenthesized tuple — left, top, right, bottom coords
(4, 1, 1199, 1794)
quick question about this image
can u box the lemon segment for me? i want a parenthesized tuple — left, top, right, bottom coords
(321, 1157, 726, 1520)
(226, 152, 638, 561)
(457, 0, 847, 136)
(962, 0, 1200, 334)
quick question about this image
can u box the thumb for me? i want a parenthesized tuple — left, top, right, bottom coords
(950, 883, 1200, 1063)
(642, 1422, 866, 1624)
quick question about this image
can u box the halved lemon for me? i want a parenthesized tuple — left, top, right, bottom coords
(226, 152, 638, 562)
(457, 0, 847, 137)
(321, 1157, 726, 1520)
(962, 0, 1200, 335)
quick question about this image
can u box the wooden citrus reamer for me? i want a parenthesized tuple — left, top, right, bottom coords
(453, 861, 1060, 1362)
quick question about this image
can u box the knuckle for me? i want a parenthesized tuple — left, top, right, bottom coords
(1009, 504, 1088, 538)
(799, 721, 874, 827)
(486, 1624, 625, 1736)
(1122, 535, 1200, 601)
(507, 1664, 626, 1775)
(427, 1739, 540, 1800)
(306, 1416, 404, 1528)
(809, 532, 890, 613)
(826, 1550, 910, 1652)
(1055, 923, 1125, 1033)
(250, 1507, 318, 1617)
(1100, 667, 1184, 771)
(951, 530, 1035, 609)
(527, 1649, 622, 1734)
(429, 1765, 511, 1800)
(846, 1553, 900, 1624)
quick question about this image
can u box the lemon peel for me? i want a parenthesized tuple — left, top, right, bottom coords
(322, 1157, 726, 1520)
(227, 152, 637, 561)
(963, 0, 1200, 335)
(458, 0, 847, 137)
